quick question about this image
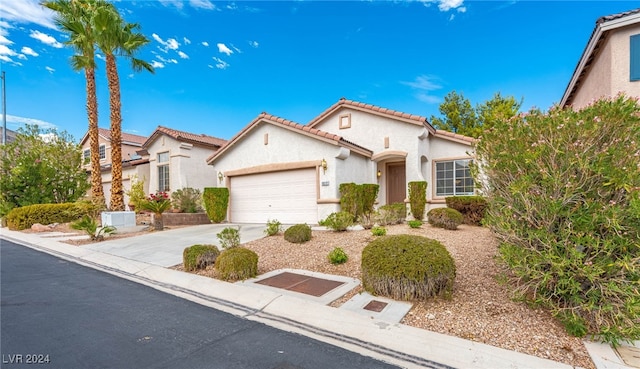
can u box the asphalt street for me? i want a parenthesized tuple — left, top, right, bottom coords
(0, 239, 399, 369)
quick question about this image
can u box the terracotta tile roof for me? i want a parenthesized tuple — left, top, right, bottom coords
(96, 127, 147, 145)
(207, 112, 372, 164)
(145, 126, 227, 148)
(560, 8, 640, 107)
(307, 97, 432, 130)
(434, 129, 476, 144)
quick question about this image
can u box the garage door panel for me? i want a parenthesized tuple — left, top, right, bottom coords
(230, 169, 318, 224)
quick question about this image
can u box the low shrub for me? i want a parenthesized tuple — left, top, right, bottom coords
(445, 196, 487, 225)
(361, 235, 456, 300)
(6, 203, 81, 230)
(408, 219, 423, 228)
(320, 211, 354, 232)
(203, 187, 229, 223)
(215, 247, 258, 281)
(70, 215, 116, 241)
(371, 226, 387, 236)
(375, 203, 406, 225)
(183, 244, 220, 272)
(217, 227, 240, 249)
(427, 208, 463, 230)
(264, 219, 282, 236)
(283, 223, 312, 243)
(328, 247, 348, 265)
(172, 187, 203, 213)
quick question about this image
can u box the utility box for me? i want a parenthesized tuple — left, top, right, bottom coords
(101, 211, 136, 228)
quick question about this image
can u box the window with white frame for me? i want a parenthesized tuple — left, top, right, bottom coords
(157, 152, 170, 192)
(99, 144, 106, 160)
(435, 159, 474, 196)
(83, 149, 90, 163)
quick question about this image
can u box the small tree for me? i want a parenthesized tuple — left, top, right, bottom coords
(408, 181, 427, 220)
(203, 187, 229, 223)
(0, 125, 89, 218)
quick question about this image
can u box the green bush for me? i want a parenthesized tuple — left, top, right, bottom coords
(371, 226, 387, 236)
(203, 187, 229, 223)
(328, 247, 348, 265)
(125, 175, 146, 212)
(70, 215, 116, 241)
(283, 223, 312, 243)
(359, 184, 380, 227)
(215, 247, 258, 281)
(339, 183, 379, 224)
(445, 196, 487, 225)
(375, 203, 406, 225)
(172, 187, 203, 213)
(183, 244, 220, 272)
(408, 219, 423, 228)
(339, 183, 358, 218)
(427, 207, 463, 230)
(264, 219, 282, 236)
(217, 227, 240, 249)
(361, 235, 456, 300)
(408, 181, 427, 220)
(320, 211, 354, 232)
(474, 95, 640, 345)
(73, 198, 106, 219)
(6, 203, 82, 230)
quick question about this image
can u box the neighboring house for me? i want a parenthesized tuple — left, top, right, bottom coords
(143, 126, 227, 195)
(1, 127, 17, 143)
(80, 126, 226, 209)
(561, 8, 640, 109)
(206, 98, 474, 224)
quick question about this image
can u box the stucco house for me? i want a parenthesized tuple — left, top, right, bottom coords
(80, 126, 226, 208)
(561, 8, 640, 109)
(206, 98, 475, 224)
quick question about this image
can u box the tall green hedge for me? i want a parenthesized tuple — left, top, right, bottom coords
(474, 95, 640, 345)
(339, 182, 379, 221)
(203, 187, 229, 223)
(6, 203, 82, 230)
(408, 181, 427, 220)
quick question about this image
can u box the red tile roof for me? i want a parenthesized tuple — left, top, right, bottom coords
(307, 97, 432, 130)
(433, 129, 475, 144)
(145, 126, 227, 148)
(80, 127, 147, 146)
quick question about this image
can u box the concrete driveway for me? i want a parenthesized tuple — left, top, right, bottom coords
(84, 223, 266, 267)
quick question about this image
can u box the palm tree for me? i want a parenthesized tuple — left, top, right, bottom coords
(43, 0, 106, 207)
(93, 4, 154, 211)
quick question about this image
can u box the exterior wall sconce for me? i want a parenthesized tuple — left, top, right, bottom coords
(321, 158, 327, 173)
(218, 172, 224, 183)
(377, 170, 382, 178)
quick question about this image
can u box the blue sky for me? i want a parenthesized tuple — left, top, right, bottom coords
(0, 0, 637, 142)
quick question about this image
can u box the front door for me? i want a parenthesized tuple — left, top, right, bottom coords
(386, 162, 406, 204)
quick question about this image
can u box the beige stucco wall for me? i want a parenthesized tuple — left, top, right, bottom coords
(81, 135, 141, 170)
(571, 24, 640, 109)
(146, 135, 217, 195)
(99, 163, 149, 210)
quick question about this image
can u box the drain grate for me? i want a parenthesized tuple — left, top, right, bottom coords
(363, 300, 388, 312)
(256, 272, 346, 297)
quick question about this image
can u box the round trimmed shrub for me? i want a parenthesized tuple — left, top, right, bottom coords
(362, 235, 456, 301)
(320, 211, 354, 231)
(214, 247, 258, 281)
(427, 207, 463, 230)
(328, 247, 348, 265)
(183, 244, 220, 271)
(284, 223, 312, 243)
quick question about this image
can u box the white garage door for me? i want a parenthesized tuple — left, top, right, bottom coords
(230, 168, 318, 224)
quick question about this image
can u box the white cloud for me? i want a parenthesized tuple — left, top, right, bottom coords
(212, 57, 229, 69)
(0, 44, 17, 57)
(18, 54, 27, 60)
(0, 0, 57, 30)
(178, 51, 189, 59)
(96, 54, 105, 60)
(438, 0, 464, 11)
(416, 93, 441, 104)
(401, 75, 442, 91)
(152, 33, 180, 53)
(7, 114, 57, 130)
(30, 30, 63, 48)
(168, 58, 178, 64)
(45, 66, 55, 73)
(190, 0, 216, 10)
(159, 0, 184, 10)
(21, 46, 38, 57)
(0, 35, 12, 45)
(202, 41, 209, 47)
(0, 54, 21, 66)
(231, 44, 241, 53)
(183, 37, 191, 45)
(151, 60, 165, 69)
(248, 40, 259, 48)
(217, 43, 233, 56)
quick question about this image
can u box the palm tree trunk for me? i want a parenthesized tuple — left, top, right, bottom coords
(106, 54, 125, 211)
(85, 66, 105, 207)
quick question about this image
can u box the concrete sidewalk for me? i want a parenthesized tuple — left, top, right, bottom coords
(0, 226, 634, 369)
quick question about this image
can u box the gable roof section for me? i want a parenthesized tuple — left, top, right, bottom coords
(206, 112, 373, 165)
(307, 97, 437, 134)
(80, 127, 147, 146)
(433, 129, 475, 145)
(560, 8, 640, 107)
(143, 125, 227, 148)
